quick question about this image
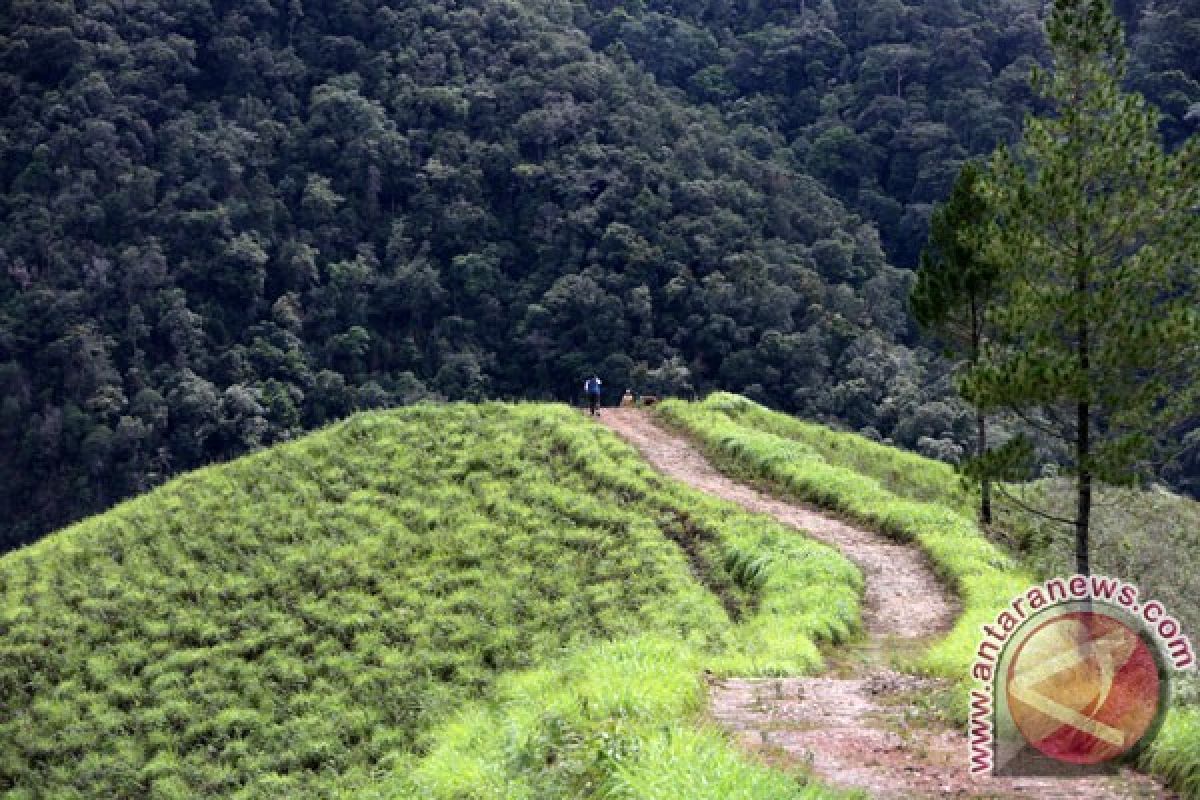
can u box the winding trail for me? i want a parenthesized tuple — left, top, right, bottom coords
(597, 408, 1173, 799)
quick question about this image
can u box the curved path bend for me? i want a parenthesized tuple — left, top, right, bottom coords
(597, 408, 1172, 799)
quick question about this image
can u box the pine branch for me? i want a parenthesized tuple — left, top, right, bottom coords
(994, 483, 1079, 526)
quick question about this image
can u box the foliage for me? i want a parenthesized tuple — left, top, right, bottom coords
(584, 0, 1049, 267)
(996, 479, 1200, 681)
(1129, 0, 1200, 145)
(0, 402, 861, 798)
(0, 0, 972, 549)
(1000, 478, 1200, 775)
(910, 161, 1003, 522)
(590, 0, 1198, 266)
(963, 0, 1200, 573)
(910, 162, 1001, 350)
(4, 0, 1198, 546)
(658, 392, 1200, 796)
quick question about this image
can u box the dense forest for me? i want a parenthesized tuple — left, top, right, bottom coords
(1, 0, 1197, 547)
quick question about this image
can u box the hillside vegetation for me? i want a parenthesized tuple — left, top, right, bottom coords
(4, 0, 1196, 547)
(593, 0, 1200, 266)
(0, 402, 863, 798)
(658, 392, 1200, 797)
(0, 0, 947, 548)
(997, 481, 1200, 652)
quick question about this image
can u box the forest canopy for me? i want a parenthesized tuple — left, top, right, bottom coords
(1, 0, 1197, 547)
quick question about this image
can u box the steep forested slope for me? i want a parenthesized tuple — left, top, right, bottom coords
(0, 0, 959, 547)
(1, 0, 1196, 546)
(581, 0, 1199, 266)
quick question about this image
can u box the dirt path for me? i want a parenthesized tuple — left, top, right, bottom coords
(596, 408, 1173, 799)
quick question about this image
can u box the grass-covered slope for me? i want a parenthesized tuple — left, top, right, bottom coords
(658, 393, 1031, 681)
(0, 403, 861, 799)
(658, 393, 1199, 798)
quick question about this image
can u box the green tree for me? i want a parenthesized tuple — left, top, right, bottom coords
(965, 0, 1200, 574)
(910, 161, 1002, 524)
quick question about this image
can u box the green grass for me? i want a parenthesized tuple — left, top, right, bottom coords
(657, 392, 1200, 797)
(695, 394, 975, 516)
(371, 636, 860, 800)
(1141, 707, 1200, 798)
(657, 393, 1030, 684)
(0, 402, 860, 799)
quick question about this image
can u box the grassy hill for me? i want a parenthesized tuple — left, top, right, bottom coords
(4, 396, 1196, 798)
(0, 403, 863, 799)
(658, 392, 1200, 797)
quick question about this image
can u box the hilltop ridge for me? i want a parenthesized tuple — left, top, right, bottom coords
(0, 402, 863, 797)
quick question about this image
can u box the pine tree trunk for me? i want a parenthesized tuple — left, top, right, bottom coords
(1073, 125, 1091, 576)
(1075, 247, 1091, 576)
(1076, 399, 1091, 576)
(977, 409, 992, 525)
(969, 296, 992, 525)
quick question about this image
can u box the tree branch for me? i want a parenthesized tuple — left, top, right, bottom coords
(994, 483, 1079, 526)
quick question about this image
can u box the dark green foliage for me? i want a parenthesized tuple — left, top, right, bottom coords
(1130, 0, 1200, 145)
(597, 0, 1195, 265)
(0, 0, 970, 548)
(583, 0, 1050, 266)
(911, 162, 1002, 522)
(910, 163, 998, 343)
(2, 0, 1197, 547)
(964, 0, 1200, 573)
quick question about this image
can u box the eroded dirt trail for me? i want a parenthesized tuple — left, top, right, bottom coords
(597, 408, 955, 639)
(597, 408, 1172, 799)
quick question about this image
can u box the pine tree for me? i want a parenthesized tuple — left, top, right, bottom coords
(964, 0, 1200, 575)
(911, 162, 1002, 524)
